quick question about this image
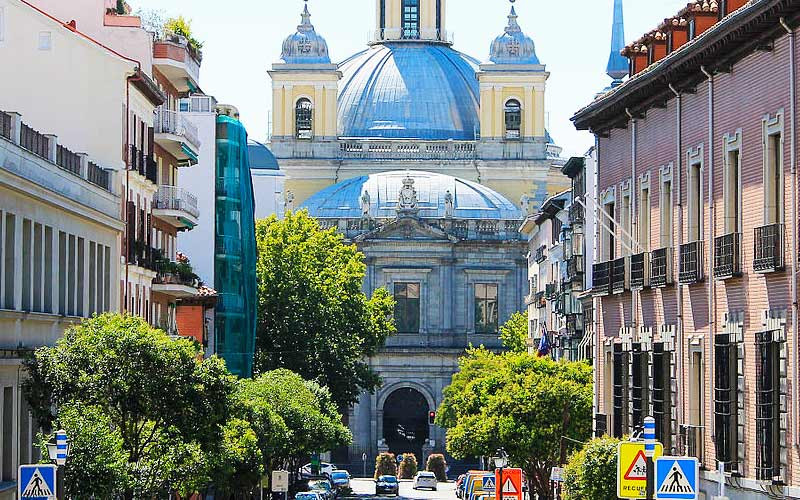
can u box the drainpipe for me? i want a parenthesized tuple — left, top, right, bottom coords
(701, 66, 716, 437)
(779, 17, 798, 448)
(669, 84, 685, 429)
(626, 108, 638, 331)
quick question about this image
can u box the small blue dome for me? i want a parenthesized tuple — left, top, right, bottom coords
(337, 44, 481, 140)
(489, 7, 540, 65)
(281, 4, 330, 64)
(247, 140, 279, 170)
(301, 171, 522, 220)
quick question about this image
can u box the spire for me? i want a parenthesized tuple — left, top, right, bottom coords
(606, 0, 628, 82)
(298, 0, 313, 33)
(489, 0, 540, 65)
(505, 3, 522, 34)
(280, 0, 331, 64)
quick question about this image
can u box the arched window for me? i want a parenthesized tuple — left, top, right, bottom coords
(295, 98, 313, 140)
(504, 99, 522, 139)
(402, 0, 419, 39)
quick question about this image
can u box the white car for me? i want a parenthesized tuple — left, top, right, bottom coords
(413, 471, 438, 491)
(300, 462, 336, 478)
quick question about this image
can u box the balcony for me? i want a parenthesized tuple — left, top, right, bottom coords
(679, 241, 704, 284)
(152, 186, 199, 230)
(545, 283, 558, 299)
(592, 261, 612, 296)
(152, 259, 201, 299)
(650, 247, 674, 288)
(566, 255, 584, 282)
(534, 245, 547, 263)
(611, 257, 628, 294)
(154, 107, 200, 165)
(337, 139, 476, 161)
(679, 425, 704, 465)
(153, 34, 202, 93)
(629, 253, 650, 290)
(129, 145, 158, 184)
(127, 241, 160, 272)
(753, 224, 784, 273)
(569, 202, 585, 223)
(713, 232, 742, 279)
(534, 291, 546, 308)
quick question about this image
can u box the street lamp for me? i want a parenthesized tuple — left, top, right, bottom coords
(494, 448, 508, 500)
(46, 430, 70, 500)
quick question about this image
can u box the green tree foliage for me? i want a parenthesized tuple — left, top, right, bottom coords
(164, 16, 203, 50)
(235, 369, 351, 479)
(254, 211, 396, 407)
(499, 311, 529, 353)
(398, 453, 418, 479)
(425, 454, 448, 481)
(209, 418, 264, 498)
(374, 453, 398, 478)
(436, 348, 592, 500)
(23, 314, 234, 498)
(562, 436, 620, 500)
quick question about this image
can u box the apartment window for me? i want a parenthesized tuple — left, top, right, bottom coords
(764, 126, 783, 225)
(504, 100, 521, 140)
(723, 142, 742, 234)
(394, 283, 420, 333)
(755, 330, 781, 481)
(67, 234, 76, 316)
(2, 214, 12, 309)
(295, 98, 313, 140)
(652, 343, 672, 450)
(474, 284, 499, 334)
(44, 227, 52, 313)
(714, 333, 739, 471)
(22, 219, 31, 311)
(630, 344, 649, 430)
(58, 232, 66, 315)
(38, 31, 52, 51)
(660, 178, 673, 248)
(552, 217, 563, 245)
(639, 184, 651, 252)
(402, 0, 420, 39)
(612, 345, 629, 438)
(688, 351, 703, 426)
(604, 349, 614, 431)
(379, 0, 386, 31)
(688, 157, 703, 242)
(603, 202, 616, 261)
(621, 190, 631, 255)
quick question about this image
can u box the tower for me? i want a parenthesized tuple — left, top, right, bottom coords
(269, 1, 341, 145)
(476, 1, 549, 144)
(374, 0, 448, 42)
(606, 0, 628, 85)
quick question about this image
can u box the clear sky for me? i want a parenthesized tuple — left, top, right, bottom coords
(130, 0, 688, 158)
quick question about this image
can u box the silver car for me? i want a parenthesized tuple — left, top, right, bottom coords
(413, 471, 438, 491)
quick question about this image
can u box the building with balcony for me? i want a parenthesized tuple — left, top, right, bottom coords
(572, 0, 800, 496)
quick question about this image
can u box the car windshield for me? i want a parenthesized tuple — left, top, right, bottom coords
(379, 476, 397, 483)
(309, 482, 331, 491)
(331, 472, 348, 479)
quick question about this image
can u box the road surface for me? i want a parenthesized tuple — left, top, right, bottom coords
(348, 478, 455, 500)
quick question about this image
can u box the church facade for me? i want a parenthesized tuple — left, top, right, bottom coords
(258, 0, 569, 472)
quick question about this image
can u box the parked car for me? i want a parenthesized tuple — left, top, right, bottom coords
(301, 462, 336, 478)
(330, 470, 351, 490)
(295, 492, 323, 500)
(375, 475, 399, 496)
(413, 471, 438, 491)
(308, 479, 336, 500)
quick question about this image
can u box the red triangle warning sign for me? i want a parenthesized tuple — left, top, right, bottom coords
(624, 450, 648, 481)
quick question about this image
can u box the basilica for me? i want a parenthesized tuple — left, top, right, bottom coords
(256, 0, 569, 473)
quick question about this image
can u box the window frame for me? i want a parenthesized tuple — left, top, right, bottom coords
(638, 173, 651, 252)
(722, 130, 743, 235)
(504, 98, 522, 140)
(762, 112, 784, 226)
(659, 164, 674, 249)
(401, 0, 420, 39)
(686, 147, 704, 243)
(393, 282, 421, 334)
(474, 283, 499, 334)
(294, 97, 313, 140)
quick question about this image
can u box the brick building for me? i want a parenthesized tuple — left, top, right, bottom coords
(572, 0, 799, 497)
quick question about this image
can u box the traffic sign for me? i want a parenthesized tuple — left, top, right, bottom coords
(495, 468, 523, 500)
(19, 464, 57, 500)
(482, 476, 496, 491)
(550, 467, 564, 482)
(655, 457, 699, 499)
(618, 441, 664, 498)
(272, 470, 289, 493)
(397, 454, 404, 463)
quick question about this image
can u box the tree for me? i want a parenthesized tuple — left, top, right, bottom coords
(436, 348, 593, 500)
(208, 418, 264, 498)
(425, 454, 448, 482)
(23, 314, 235, 498)
(499, 311, 528, 353)
(562, 436, 620, 500)
(254, 211, 395, 407)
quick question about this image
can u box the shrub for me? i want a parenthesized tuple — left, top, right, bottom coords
(426, 453, 447, 481)
(374, 452, 397, 479)
(562, 436, 620, 500)
(398, 453, 418, 479)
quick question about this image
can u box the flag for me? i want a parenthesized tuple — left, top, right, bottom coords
(537, 323, 551, 357)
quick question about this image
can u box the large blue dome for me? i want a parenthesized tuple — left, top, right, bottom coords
(301, 171, 522, 220)
(337, 44, 481, 140)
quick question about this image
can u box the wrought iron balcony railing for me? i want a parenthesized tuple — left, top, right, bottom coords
(753, 223, 784, 273)
(593, 261, 612, 296)
(566, 255, 584, 282)
(612, 257, 628, 294)
(679, 424, 704, 465)
(650, 247, 674, 287)
(534, 245, 547, 263)
(679, 241, 704, 284)
(153, 185, 200, 219)
(630, 252, 650, 290)
(713, 232, 742, 279)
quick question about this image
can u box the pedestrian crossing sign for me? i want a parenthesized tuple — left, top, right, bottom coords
(482, 476, 495, 491)
(655, 457, 699, 499)
(18, 464, 57, 500)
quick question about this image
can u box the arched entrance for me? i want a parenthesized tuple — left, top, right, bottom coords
(383, 388, 430, 461)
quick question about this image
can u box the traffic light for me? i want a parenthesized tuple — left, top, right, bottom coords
(429, 411, 436, 425)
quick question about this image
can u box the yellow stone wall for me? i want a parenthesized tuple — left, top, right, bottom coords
(477, 72, 548, 139)
(285, 178, 335, 207)
(270, 72, 341, 138)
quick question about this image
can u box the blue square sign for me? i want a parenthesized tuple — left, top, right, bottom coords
(18, 464, 57, 500)
(655, 456, 699, 499)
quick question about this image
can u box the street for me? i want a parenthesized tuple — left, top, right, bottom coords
(348, 478, 455, 500)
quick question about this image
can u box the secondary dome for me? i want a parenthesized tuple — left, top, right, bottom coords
(337, 44, 481, 140)
(247, 140, 279, 170)
(489, 6, 540, 65)
(280, 4, 330, 64)
(301, 171, 522, 220)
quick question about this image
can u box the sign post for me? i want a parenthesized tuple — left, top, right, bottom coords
(363, 452, 368, 478)
(273, 470, 290, 500)
(644, 417, 656, 500)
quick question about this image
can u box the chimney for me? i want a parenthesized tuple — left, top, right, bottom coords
(622, 43, 649, 76)
(644, 30, 668, 64)
(721, 0, 748, 16)
(682, 1, 720, 40)
(661, 16, 689, 54)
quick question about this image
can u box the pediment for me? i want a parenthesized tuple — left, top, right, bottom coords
(353, 217, 458, 243)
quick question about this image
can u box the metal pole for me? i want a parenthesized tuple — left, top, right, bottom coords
(643, 416, 655, 500)
(56, 466, 65, 500)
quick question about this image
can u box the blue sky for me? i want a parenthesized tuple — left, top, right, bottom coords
(131, 0, 688, 157)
